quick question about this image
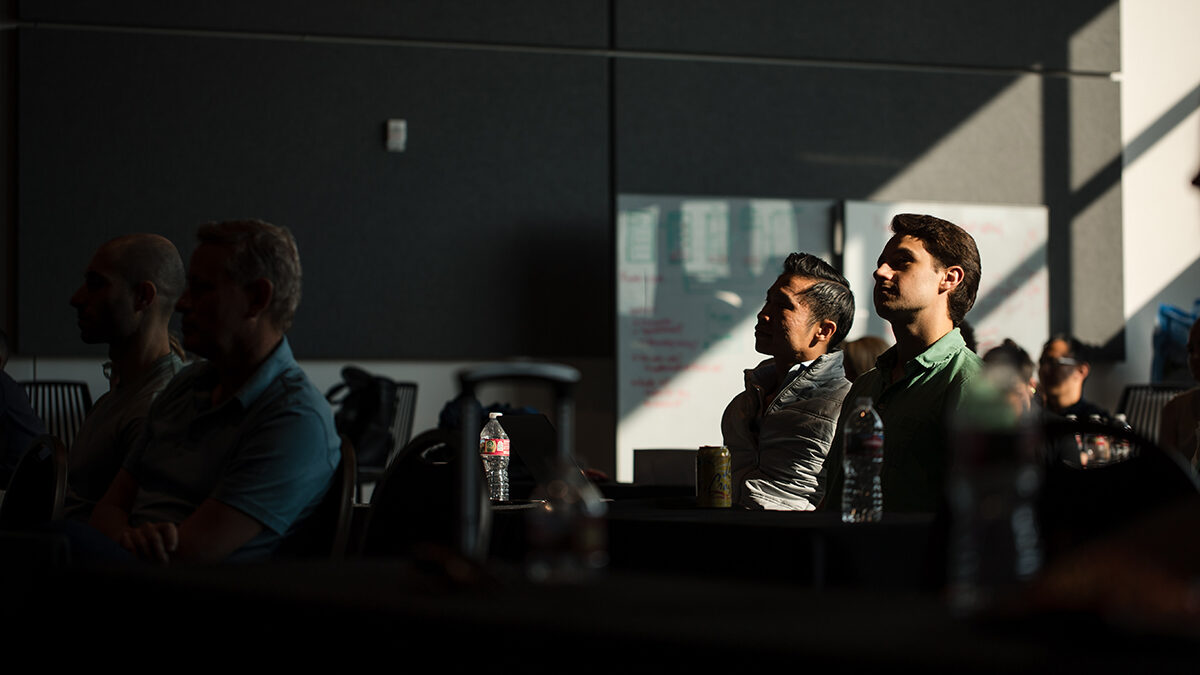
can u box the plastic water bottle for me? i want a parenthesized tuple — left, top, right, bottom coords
(1111, 413, 1134, 461)
(1083, 413, 1112, 466)
(947, 366, 1043, 616)
(842, 397, 884, 523)
(479, 412, 510, 502)
(1063, 414, 1085, 467)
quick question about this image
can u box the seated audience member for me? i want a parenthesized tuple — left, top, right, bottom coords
(1037, 334, 1109, 419)
(63, 234, 187, 520)
(1160, 317, 1200, 464)
(823, 214, 983, 514)
(982, 338, 1037, 416)
(89, 220, 339, 563)
(721, 252, 854, 510)
(842, 335, 890, 382)
(0, 330, 47, 487)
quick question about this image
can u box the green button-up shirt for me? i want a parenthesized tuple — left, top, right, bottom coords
(823, 327, 982, 513)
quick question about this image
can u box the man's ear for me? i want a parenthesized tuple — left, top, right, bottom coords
(811, 318, 837, 345)
(132, 281, 157, 312)
(940, 265, 964, 292)
(244, 278, 274, 318)
(1078, 362, 1090, 380)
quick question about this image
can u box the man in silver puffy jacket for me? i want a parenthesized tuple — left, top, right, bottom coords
(721, 252, 854, 510)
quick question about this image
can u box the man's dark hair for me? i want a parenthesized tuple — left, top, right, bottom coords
(781, 252, 854, 348)
(983, 338, 1034, 381)
(0, 329, 8, 370)
(890, 213, 981, 327)
(1042, 333, 1092, 364)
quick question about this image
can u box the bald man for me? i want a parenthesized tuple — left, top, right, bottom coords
(63, 234, 187, 519)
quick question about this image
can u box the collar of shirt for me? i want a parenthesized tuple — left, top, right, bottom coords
(780, 358, 817, 390)
(191, 336, 293, 413)
(875, 327, 966, 384)
(233, 337, 293, 408)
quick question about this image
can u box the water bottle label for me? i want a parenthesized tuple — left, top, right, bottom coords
(846, 433, 883, 458)
(480, 438, 510, 456)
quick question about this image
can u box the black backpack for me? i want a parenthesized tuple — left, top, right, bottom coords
(325, 366, 401, 471)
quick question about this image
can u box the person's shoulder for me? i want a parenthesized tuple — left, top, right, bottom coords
(949, 343, 984, 379)
(155, 360, 208, 401)
(255, 364, 336, 433)
(0, 369, 24, 399)
(1167, 387, 1200, 406)
(126, 356, 186, 406)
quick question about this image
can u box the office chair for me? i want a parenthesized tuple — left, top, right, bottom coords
(274, 434, 356, 560)
(0, 434, 68, 530)
(1115, 383, 1191, 444)
(358, 428, 491, 559)
(18, 380, 93, 450)
(325, 367, 418, 503)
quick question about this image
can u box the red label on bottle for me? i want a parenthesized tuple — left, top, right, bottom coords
(846, 433, 884, 459)
(480, 438, 510, 457)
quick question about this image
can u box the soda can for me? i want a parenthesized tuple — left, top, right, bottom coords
(696, 445, 732, 508)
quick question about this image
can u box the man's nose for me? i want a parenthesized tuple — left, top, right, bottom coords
(69, 287, 84, 308)
(873, 264, 891, 281)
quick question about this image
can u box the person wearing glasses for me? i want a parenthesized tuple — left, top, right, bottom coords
(1036, 334, 1109, 420)
(64, 234, 187, 520)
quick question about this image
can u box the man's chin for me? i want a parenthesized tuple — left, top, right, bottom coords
(753, 337, 772, 357)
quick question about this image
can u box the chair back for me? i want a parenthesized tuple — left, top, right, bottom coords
(18, 381, 93, 450)
(0, 435, 68, 530)
(325, 367, 418, 497)
(389, 382, 419, 462)
(1039, 418, 1200, 562)
(274, 434, 356, 560)
(1116, 383, 1190, 443)
(358, 428, 491, 558)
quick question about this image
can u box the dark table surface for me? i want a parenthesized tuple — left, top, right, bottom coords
(15, 556, 1198, 671)
(7, 488, 1200, 668)
(490, 495, 944, 590)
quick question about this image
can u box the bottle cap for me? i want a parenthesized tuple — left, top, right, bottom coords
(489, 412, 503, 419)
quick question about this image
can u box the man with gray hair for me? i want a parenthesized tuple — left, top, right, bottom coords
(90, 220, 339, 563)
(64, 234, 187, 519)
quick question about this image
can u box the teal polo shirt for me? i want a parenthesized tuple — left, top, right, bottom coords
(823, 328, 982, 513)
(125, 337, 340, 561)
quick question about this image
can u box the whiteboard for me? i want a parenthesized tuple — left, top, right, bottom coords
(615, 195, 836, 483)
(842, 200, 1049, 362)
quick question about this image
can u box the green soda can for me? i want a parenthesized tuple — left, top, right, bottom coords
(696, 445, 732, 508)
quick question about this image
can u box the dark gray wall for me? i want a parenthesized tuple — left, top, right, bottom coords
(1, 1, 15, 346)
(18, 26, 610, 358)
(19, 0, 610, 48)
(7, 1, 1124, 360)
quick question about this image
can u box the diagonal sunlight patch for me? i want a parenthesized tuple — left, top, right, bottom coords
(615, 196, 834, 483)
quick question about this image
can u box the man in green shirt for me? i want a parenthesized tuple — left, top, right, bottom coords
(823, 214, 983, 513)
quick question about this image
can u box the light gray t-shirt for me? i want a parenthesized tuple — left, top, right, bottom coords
(62, 352, 183, 520)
